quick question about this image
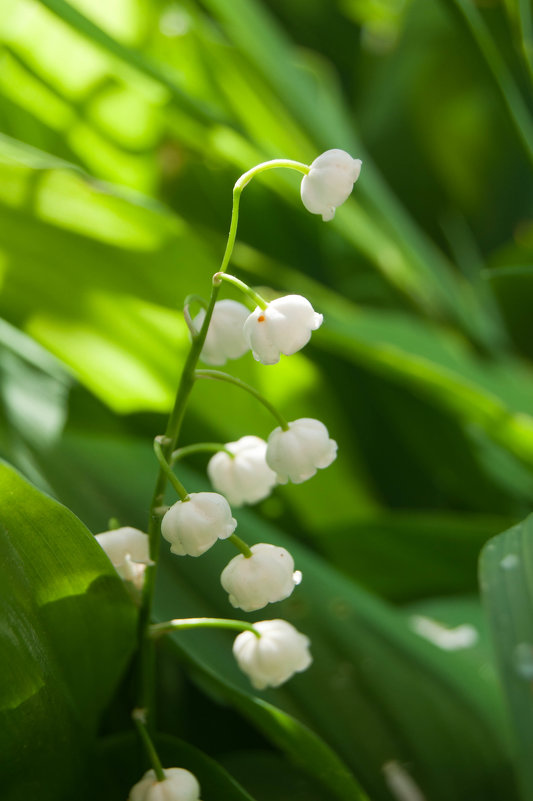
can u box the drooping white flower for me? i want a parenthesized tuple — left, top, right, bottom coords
(161, 492, 237, 557)
(193, 299, 249, 366)
(233, 619, 312, 689)
(129, 767, 202, 801)
(207, 436, 277, 506)
(301, 149, 362, 221)
(243, 295, 322, 365)
(95, 526, 152, 590)
(221, 543, 302, 611)
(266, 418, 337, 484)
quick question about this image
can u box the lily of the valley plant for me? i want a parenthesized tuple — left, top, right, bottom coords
(94, 149, 362, 797)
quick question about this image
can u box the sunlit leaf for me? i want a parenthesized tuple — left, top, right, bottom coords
(0, 461, 137, 800)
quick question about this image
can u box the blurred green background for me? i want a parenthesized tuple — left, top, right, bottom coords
(1, 0, 533, 800)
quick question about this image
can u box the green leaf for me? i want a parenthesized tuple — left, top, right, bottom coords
(321, 513, 513, 601)
(33, 0, 218, 124)
(218, 751, 329, 801)
(0, 148, 215, 413)
(160, 634, 371, 801)
(0, 460, 137, 800)
(480, 514, 533, 801)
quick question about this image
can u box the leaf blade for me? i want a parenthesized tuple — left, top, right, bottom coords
(0, 460, 137, 800)
(480, 515, 533, 801)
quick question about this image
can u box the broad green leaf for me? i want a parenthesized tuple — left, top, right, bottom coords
(0, 151, 215, 413)
(480, 515, 533, 801)
(26, 0, 218, 124)
(320, 514, 513, 601)
(0, 460, 137, 800)
(160, 634, 370, 801)
(218, 751, 329, 801)
(0, 317, 71, 449)
(402, 594, 496, 682)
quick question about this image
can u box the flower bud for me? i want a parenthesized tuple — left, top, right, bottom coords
(193, 299, 249, 366)
(233, 619, 312, 689)
(129, 767, 202, 801)
(161, 492, 237, 557)
(95, 526, 152, 590)
(243, 294, 322, 365)
(266, 418, 337, 484)
(221, 543, 302, 611)
(207, 436, 277, 506)
(301, 149, 362, 221)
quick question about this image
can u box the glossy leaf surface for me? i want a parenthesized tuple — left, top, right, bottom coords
(0, 461, 137, 800)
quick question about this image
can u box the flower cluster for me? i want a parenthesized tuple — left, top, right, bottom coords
(188, 150, 361, 369)
(118, 151, 361, 800)
(151, 150, 362, 691)
(193, 293, 323, 368)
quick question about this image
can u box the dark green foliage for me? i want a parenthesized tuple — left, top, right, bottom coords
(1, 0, 533, 798)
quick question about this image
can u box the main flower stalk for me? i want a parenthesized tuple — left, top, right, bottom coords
(135, 158, 310, 719)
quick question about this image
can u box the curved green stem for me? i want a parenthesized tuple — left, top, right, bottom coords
(137, 158, 306, 724)
(183, 293, 208, 311)
(171, 442, 233, 465)
(153, 437, 189, 501)
(219, 159, 309, 276)
(235, 159, 309, 190)
(132, 709, 166, 782)
(228, 533, 253, 558)
(195, 369, 289, 431)
(183, 294, 208, 339)
(213, 272, 268, 310)
(149, 617, 260, 639)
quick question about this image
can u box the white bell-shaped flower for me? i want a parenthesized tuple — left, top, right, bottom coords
(129, 767, 202, 801)
(193, 299, 249, 366)
(221, 543, 302, 611)
(95, 526, 152, 590)
(207, 436, 277, 506)
(301, 149, 362, 221)
(266, 418, 337, 484)
(161, 492, 237, 557)
(243, 294, 322, 365)
(233, 619, 312, 689)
